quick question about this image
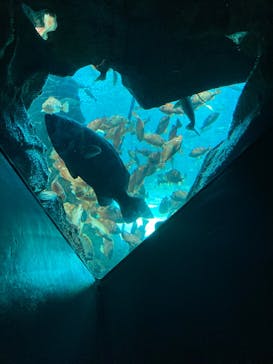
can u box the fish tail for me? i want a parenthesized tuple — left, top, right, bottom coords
(186, 123, 200, 136)
(204, 104, 214, 111)
(62, 101, 69, 113)
(118, 193, 153, 223)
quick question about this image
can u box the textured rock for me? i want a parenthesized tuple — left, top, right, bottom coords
(18, 0, 272, 107)
(0, 97, 49, 193)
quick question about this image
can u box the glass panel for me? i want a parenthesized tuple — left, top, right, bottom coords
(27, 65, 244, 278)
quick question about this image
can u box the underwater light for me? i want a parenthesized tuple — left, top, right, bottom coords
(145, 217, 166, 237)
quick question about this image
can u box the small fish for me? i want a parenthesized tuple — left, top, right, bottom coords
(63, 202, 84, 226)
(159, 103, 183, 115)
(42, 96, 69, 114)
(112, 124, 126, 151)
(101, 219, 120, 234)
(38, 190, 58, 202)
(121, 231, 142, 249)
(128, 97, 136, 121)
(86, 118, 105, 131)
(86, 215, 111, 239)
(72, 180, 97, 201)
(82, 87, 97, 101)
(191, 90, 221, 110)
(50, 177, 66, 201)
(147, 151, 161, 165)
(128, 165, 149, 194)
(104, 126, 117, 140)
(143, 133, 165, 147)
(128, 149, 140, 166)
(108, 115, 128, 127)
(97, 205, 123, 223)
(161, 135, 182, 164)
(171, 190, 188, 202)
(189, 146, 210, 158)
(80, 233, 94, 260)
(52, 158, 75, 182)
(165, 169, 184, 184)
(155, 115, 171, 135)
(201, 112, 220, 130)
(136, 149, 154, 157)
(135, 116, 145, 141)
(130, 219, 147, 240)
(145, 162, 158, 177)
(157, 173, 167, 185)
(159, 103, 175, 115)
(168, 119, 182, 140)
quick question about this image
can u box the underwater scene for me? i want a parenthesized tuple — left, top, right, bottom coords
(27, 65, 244, 278)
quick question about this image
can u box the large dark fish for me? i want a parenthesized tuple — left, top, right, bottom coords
(174, 97, 200, 135)
(45, 114, 152, 223)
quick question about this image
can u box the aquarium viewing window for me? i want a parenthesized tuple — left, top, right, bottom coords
(23, 64, 245, 278)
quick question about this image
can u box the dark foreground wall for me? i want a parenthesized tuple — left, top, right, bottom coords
(100, 126, 273, 364)
(0, 152, 97, 364)
(0, 129, 272, 364)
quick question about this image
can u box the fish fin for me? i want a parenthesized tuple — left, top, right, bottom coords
(204, 104, 214, 111)
(173, 100, 181, 109)
(81, 145, 102, 159)
(186, 124, 200, 136)
(62, 101, 69, 113)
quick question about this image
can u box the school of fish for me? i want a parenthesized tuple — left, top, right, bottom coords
(42, 86, 222, 276)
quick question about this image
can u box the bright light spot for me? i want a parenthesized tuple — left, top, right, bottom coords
(145, 217, 166, 237)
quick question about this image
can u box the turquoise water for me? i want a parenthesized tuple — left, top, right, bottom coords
(28, 65, 244, 278)
(73, 66, 244, 234)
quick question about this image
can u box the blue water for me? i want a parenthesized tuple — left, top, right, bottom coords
(28, 65, 244, 278)
(72, 66, 244, 237)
